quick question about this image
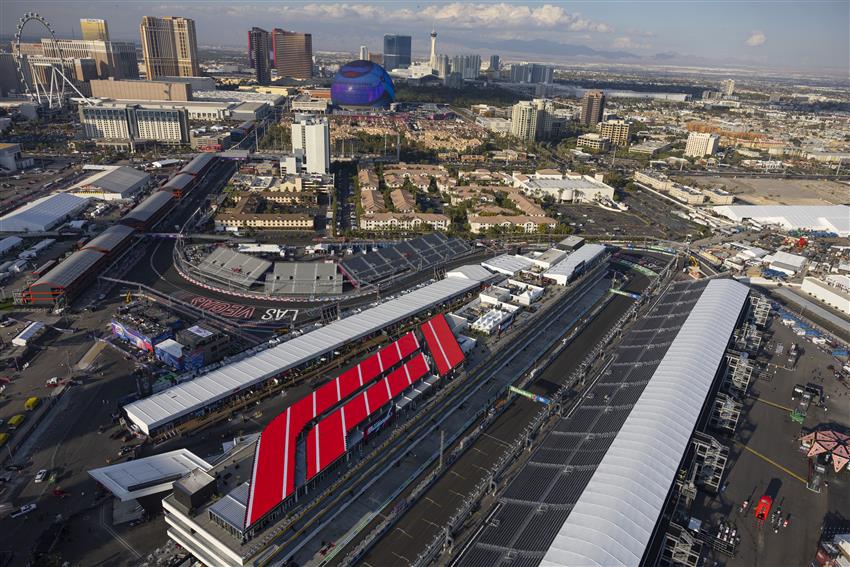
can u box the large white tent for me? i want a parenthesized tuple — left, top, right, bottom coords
(540, 279, 750, 567)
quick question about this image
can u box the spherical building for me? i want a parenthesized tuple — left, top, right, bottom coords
(331, 60, 395, 109)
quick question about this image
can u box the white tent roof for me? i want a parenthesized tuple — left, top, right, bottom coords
(481, 254, 535, 275)
(0, 193, 89, 232)
(713, 205, 850, 237)
(124, 271, 487, 434)
(88, 449, 211, 501)
(540, 278, 750, 567)
(447, 264, 493, 281)
(543, 243, 607, 281)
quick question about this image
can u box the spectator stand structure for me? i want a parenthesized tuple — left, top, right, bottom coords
(340, 233, 473, 289)
(242, 313, 466, 535)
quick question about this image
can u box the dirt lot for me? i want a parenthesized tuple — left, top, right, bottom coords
(683, 176, 849, 206)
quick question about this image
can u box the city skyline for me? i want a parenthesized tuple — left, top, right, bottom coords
(2, 1, 848, 74)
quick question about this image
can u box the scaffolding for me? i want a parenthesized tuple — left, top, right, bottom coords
(658, 522, 703, 567)
(690, 432, 729, 494)
(733, 321, 763, 351)
(723, 351, 755, 396)
(709, 393, 742, 435)
(749, 294, 772, 327)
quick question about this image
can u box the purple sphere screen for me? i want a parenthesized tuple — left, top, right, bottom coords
(331, 60, 395, 108)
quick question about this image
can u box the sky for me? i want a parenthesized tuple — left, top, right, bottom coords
(3, 1, 849, 73)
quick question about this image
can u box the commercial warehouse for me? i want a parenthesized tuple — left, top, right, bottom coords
(69, 165, 150, 200)
(124, 268, 492, 436)
(0, 193, 89, 232)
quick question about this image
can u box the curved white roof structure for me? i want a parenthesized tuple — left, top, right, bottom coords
(124, 270, 488, 435)
(713, 205, 850, 237)
(541, 278, 750, 567)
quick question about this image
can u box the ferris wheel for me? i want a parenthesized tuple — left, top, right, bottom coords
(14, 12, 90, 109)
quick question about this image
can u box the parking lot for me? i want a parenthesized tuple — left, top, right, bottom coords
(692, 313, 850, 567)
(623, 187, 707, 240)
(553, 203, 660, 239)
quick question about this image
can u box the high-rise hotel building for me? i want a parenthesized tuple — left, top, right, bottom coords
(140, 16, 200, 79)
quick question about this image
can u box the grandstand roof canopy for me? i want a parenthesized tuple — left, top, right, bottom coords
(713, 205, 850, 237)
(0, 193, 89, 232)
(540, 279, 749, 567)
(88, 449, 211, 501)
(124, 268, 489, 435)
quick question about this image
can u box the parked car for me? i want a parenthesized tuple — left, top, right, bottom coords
(10, 503, 37, 518)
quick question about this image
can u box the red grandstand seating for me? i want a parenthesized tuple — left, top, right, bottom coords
(420, 314, 465, 376)
(306, 410, 346, 479)
(305, 353, 431, 480)
(245, 410, 292, 527)
(245, 332, 420, 527)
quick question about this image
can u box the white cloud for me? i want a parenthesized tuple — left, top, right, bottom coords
(745, 31, 766, 47)
(612, 36, 651, 50)
(267, 3, 612, 33)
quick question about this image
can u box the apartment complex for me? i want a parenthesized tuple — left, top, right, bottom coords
(598, 119, 631, 146)
(390, 188, 416, 212)
(468, 214, 557, 234)
(140, 16, 200, 79)
(359, 212, 449, 232)
(510, 99, 555, 143)
(291, 115, 329, 174)
(273, 29, 313, 79)
(80, 18, 109, 41)
(685, 132, 720, 157)
(580, 90, 605, 127)
(248, 27, 272, 85)
(577, 133, 611, 152)
(215, 213, 314, 232)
